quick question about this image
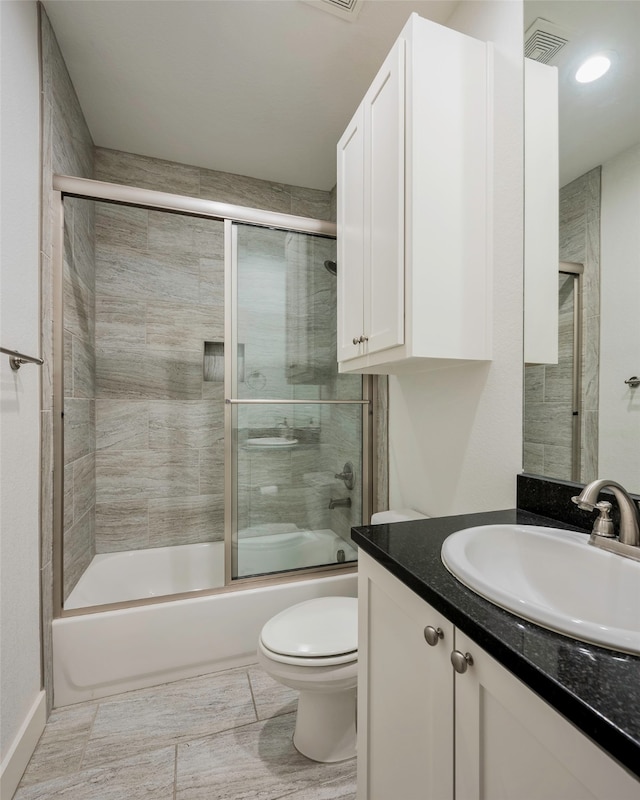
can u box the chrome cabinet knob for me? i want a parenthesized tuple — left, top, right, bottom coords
(424, 626, 444, 646)
(360, 335, 368, 343)
(352, 337, 360, 345)
(451, 650, 474, 673)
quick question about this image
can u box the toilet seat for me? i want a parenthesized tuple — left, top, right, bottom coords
(260, 596, 357, 666)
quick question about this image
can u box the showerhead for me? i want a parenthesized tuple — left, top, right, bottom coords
(324, 260, 337, 276)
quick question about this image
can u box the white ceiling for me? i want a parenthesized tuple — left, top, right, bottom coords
(525, 0, 640, 187)
(42, 0, 458, 191)
(43, 0, 640, 193)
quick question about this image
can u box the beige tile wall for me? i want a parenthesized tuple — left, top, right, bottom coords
(92, 204, 225, 551)
(92, 148, 349, 553)
(40, 7, 96, 708)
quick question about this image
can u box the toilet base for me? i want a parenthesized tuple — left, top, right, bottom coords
(293, 686, 357, 763)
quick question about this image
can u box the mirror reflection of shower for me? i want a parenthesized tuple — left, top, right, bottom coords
(523, 262, 584, 482)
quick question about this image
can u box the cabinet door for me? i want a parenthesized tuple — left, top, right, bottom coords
(363, 38, 405, 356)
(337, 104, 366, 361)
(454, 629, 640, 800)
(358, 553, 454, 800)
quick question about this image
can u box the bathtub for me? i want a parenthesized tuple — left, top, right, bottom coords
(65, 529, 357, 608)
(53, 530, 358, 706)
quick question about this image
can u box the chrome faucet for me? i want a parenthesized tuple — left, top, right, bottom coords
(572, 479, 640, 560)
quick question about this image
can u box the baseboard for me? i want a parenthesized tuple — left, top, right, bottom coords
(0, 690, 46, 800)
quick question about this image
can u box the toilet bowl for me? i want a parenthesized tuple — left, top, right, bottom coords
(257, 596, 358, 763)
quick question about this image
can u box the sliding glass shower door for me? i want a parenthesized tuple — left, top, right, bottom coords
(227, 223, 368, 580)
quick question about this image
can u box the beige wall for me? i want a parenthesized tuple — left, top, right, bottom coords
(388, 1, 524, 516)
(0, 2, 44, 794)
(599, 143, 640, 489)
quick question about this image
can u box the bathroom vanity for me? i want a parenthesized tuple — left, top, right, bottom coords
(352, 509, 640, 800)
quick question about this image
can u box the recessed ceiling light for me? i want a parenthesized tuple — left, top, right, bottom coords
(575, 54, 612, 83)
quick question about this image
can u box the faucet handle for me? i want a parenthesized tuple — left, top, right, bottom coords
(592, 501, 616, 539)
(334, 461, 355, 490)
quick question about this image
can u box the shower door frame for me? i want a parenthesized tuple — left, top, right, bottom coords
(51, 174, 372, 618)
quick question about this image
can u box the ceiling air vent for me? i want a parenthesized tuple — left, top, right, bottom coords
(525, 18, 571, 64)
(302, 0, 364, 22)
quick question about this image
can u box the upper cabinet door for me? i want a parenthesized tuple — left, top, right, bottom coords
(337, 104, 366, 362)
(336, 13, 492, 374)
(364, 38, 406, 356)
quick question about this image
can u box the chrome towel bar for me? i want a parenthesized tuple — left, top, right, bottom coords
(1, 346, 44, 371)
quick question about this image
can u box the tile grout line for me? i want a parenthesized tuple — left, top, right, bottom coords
(173, 743, 178, 800)
(69, 708, 291, 776)
(246, 668, 260, 722)
(77, 703, 100, 771)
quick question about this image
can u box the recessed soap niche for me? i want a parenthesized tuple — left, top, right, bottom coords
(204, 342, 245, 382)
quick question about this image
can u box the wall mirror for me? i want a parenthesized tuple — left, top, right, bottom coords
(523, 0, 640, 493)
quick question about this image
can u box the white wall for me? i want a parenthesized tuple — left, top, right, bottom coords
(599, 142, 640, 488)
(0, 1, 46, 795)
(389, 0, 524, 515)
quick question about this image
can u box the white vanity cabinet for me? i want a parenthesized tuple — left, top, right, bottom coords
(357, 552, 454, 799)
(337, 14, 492, 374)
(358, 551, 640, 800)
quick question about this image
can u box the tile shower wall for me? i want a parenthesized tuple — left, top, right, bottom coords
(94, 148, 337, 552)
(523, 167, 601, 482)
(62, 194, 97, 597)
(40, 7, 96, 705)
(94, 148, 332, 220)
(93, 205, 226, 551)
(44, 22, 97, 594)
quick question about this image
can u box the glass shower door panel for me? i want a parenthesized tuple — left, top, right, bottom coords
(230, 222, 365, 580)
(235, 224, 361, 402)
(233, 402, 361, 579)
(62, 198, 226, 609)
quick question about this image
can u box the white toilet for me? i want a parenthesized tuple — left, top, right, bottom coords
(258, 510, 427, 763)
(257, 596, 358, 763)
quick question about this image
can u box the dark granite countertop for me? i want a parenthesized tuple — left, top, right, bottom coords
(351, 508, 640, 782)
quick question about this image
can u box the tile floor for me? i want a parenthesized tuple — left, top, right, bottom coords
(15, 665, 356, 800)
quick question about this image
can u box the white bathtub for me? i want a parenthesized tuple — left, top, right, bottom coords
(65, 542, 226, 609)
(65, 529, 357, 608)
(54, 531, 358, 706)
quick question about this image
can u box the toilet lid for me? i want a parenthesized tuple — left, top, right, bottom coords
(260, 597, 357, 658)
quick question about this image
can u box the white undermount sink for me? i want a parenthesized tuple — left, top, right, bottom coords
(441, 524, 640, 656)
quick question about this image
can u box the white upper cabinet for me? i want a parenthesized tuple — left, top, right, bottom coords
(337, 13, 493, 374)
